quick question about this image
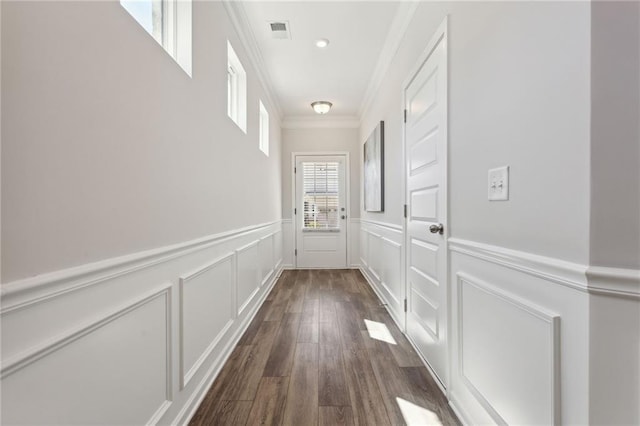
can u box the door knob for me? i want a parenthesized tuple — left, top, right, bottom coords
(429, 223, 444, 235)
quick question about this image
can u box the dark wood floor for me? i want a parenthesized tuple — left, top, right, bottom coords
(190, 269, 459, 426)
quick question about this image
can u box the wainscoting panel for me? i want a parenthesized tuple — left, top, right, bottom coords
(449, 245, 590, 426)
(368, 232, 383, 281)
(359, 225, 369, 267)
(2, 287, 172, 425)
(281, 219, 294, 268)
(236, 241, 260, 317)
(355, 227, 636, 426)
(359, 220, 405, 328)
(180, 254, 234, 389)
(349, 219, 360, 267)
(457, 273, 559, 426)
(1, 221, 283, 425)
(259, 233, 275, 285)
(382, 236, 403, 306)
(274, 230, 283, 271)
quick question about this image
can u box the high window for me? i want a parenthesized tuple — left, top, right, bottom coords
(227, 41, 247, 132)
(120, 0, 192, 76)
(259, 101, 269, 156)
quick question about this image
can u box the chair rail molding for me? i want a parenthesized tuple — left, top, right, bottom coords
(449, 238, 589, 293)
(586, 265, 640, 298)
(449, 238, 640, 299)
(1, 220, 282, 314)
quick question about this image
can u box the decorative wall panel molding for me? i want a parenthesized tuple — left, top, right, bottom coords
(0, 221, 283, 425)
(281, 219, 294, 268)
(349, 219, 361, 268)
(456, 272, 560, 426)
(236, 241, 261, 317)
(179, 253, 235, 389)
(259, 233, 276, 286)
(2, 286, 173, 425)
(359, 220, 404, 327)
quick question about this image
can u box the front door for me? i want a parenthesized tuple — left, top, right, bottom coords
(294, 155, 347, 268)
(404, 22, 448, 386)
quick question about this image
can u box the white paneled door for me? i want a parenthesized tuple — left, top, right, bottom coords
(295, 155, 347, 268)
(404, 21, 448, 386)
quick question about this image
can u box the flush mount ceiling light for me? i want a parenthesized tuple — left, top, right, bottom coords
(311, 101, 332, 114)
(315, 38, 330, 48)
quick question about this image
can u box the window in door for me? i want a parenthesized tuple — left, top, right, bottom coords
(302, 162, 340, 230)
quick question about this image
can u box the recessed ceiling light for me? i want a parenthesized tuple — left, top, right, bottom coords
(315, 39, 330, 48)
(311, 101, 332, 114)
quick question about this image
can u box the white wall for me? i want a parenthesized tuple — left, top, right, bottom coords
(588, 3, 640, 424)
(1, 1, 282, 283)
(358, 2, 638, 425)
(361, 1, 591, 265)
(281, 127, 361, 268)
(281, 127, 360, 220)
(1, 1, 285, 424)
(0, 0, 3, 284)
(590, 1, 640, 270)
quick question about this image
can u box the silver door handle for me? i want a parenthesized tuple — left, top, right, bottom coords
(429, 223, 444, 234)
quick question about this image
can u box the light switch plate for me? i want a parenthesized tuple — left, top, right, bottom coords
(488, 166, 509, 201)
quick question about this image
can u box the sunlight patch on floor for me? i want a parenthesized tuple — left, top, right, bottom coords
(364, 319, 397, 345)
(396, 397, 443, 426)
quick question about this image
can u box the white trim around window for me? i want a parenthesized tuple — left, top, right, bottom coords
(259, 100, 269, 156)
(227, 40, 247, 133)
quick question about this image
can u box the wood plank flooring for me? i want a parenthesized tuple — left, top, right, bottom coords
(190, 269, 460, 426)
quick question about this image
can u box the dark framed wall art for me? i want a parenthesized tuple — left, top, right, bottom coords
(364, 121, 384, 212)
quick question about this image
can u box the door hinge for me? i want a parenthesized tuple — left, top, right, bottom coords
(404, 109, 407, 123)
(294, 167, 297, 173)
(404, 298, 408, 312)
(294, 249, 297, 256)
(294, 208, 297, 215)
(404, 204, 408, 218)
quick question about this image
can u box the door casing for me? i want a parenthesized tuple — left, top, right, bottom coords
(401, 16, 449, 392)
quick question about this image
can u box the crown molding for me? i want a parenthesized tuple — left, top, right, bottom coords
(222, 0, 283, 120)
(358, 2, 419, 120)
(281, 115, 360, 129)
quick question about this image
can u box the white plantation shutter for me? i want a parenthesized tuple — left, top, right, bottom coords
(302, 162, 340, 229)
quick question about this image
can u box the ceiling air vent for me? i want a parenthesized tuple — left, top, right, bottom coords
(268, 21, 291, 39)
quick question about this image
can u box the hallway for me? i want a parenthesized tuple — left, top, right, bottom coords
(190, 270, 459, 426)
(2, 1, 639, 425)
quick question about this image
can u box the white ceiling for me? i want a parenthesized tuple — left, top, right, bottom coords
(239, 1, 402, 122)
